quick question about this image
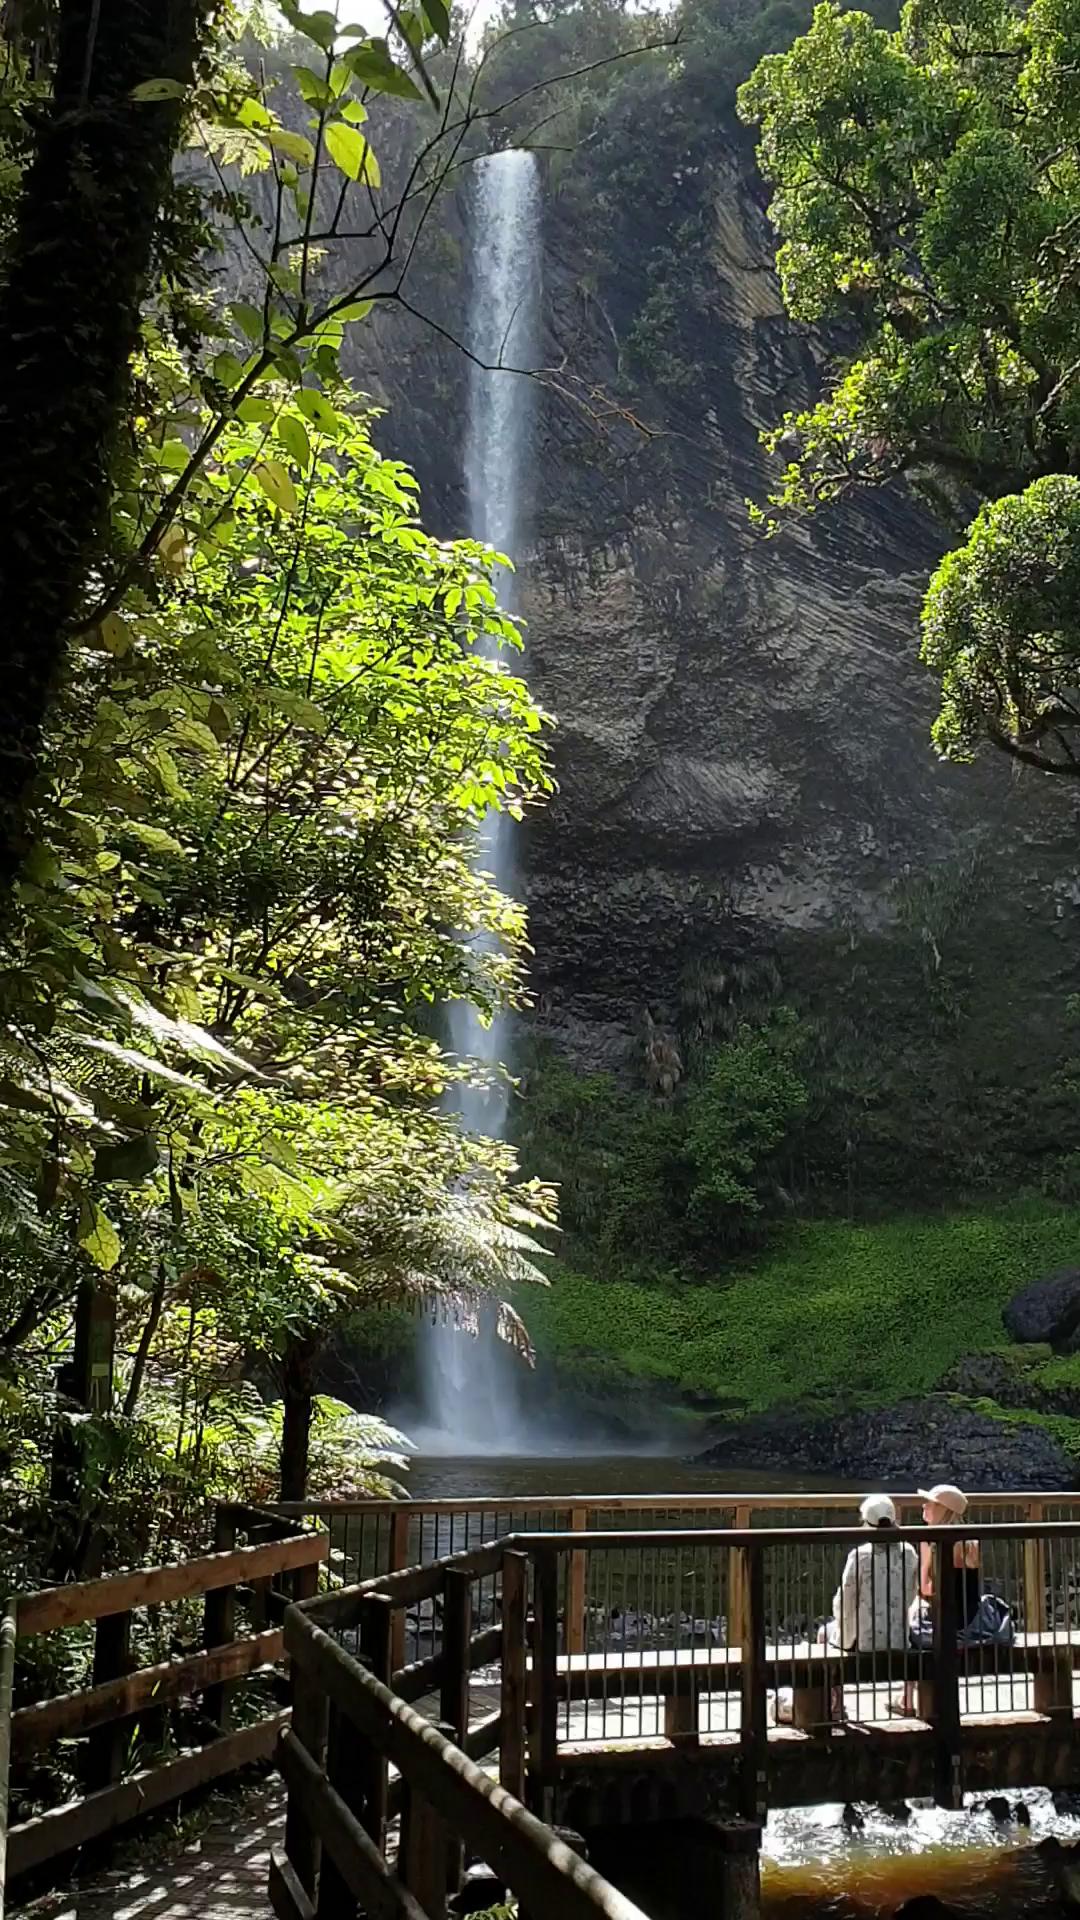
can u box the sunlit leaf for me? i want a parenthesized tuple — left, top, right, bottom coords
(131, 77, 187, 101)
(324, 122, 381, 188)
(277, 415, 312, 473)
(254, 459, 299, 515)
(77, 1196, 122, 1272)
(98, 613, 134, 657)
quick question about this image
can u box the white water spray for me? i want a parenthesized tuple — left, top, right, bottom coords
(415, 151, 543, 1455)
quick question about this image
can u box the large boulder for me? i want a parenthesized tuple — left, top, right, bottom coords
(1003, 1267, 1080, 1350)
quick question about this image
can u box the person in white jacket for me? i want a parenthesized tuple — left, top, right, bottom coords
(824, 1494, 919, 1651)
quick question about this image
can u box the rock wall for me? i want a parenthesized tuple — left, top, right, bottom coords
(353, 109, 1079, 1085)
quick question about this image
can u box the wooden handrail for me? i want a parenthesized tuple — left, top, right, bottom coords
(5, 1516, 328, 1887)
(283, 1606, 652, 1920)
(273, 1488, 1080, 1517)
(0, 1599, 18, 1920)
(506, 1519, 1080, 1550)
(17, 1529, 326, 1636)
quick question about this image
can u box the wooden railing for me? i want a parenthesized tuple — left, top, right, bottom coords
(277, 1580, 652, 1920)
(274, 1489, 1080, 1660)
(280, 1511, 1080, 1887)
(0, 1599, 17, 1920)
(0, 1504, 326, 1895)
(504, 1519, 1080, 1815)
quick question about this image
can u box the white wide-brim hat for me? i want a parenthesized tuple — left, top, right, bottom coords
(918, 1483, 968, 1518)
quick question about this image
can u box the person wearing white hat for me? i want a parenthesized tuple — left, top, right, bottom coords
(917, 1483, 980, 1629)
(894, 1483, 981, 1715)
(818, 1494, 919, 1658)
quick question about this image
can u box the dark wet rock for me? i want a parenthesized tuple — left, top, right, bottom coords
(696, 1397, 1073, 1488)
(1054, 1791, 1080, 1819)
(449, 1864, 508, 1915)
(1015, 1801, 1032, 1828)
(878, 1801, 912, 1823)
(894, 1899, 959, 1919)
(1004, 1269, 1080, 1351)
(980, 1796, 1013, 1825)
(841, 1802, 865, 1832)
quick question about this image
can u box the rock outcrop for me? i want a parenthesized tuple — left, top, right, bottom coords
(361, 110, 1079, 1080)
(1004, 1269, 1080, 1351)
(696, 1395, 1074, 1488)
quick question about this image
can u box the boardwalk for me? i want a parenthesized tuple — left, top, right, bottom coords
(8, 1495, 1080, 1920)
(21, 1782, 285, 1920)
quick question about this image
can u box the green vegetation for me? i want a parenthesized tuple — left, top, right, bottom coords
(0, 0, 570, 1589)
(522, 1204, 1080, 1414)
(518, 1012, 808, 1269)
(739, 0, 1080, 779)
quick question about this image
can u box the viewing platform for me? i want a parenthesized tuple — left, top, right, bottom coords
(4, 1492, 1080, 1920)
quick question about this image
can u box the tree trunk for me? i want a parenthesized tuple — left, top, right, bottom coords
(0, 0, 203, 892)
(280, 1333, 318, 1503)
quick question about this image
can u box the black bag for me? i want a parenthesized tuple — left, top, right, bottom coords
(908, 1593, 1014, 1650)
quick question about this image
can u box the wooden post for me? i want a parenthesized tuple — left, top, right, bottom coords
(528, 1548, 558, 1822)
(316, 1705, 360, 1920)
(284, 1637, 328, 1899)
(203, 1505, 238, 1734)
(398, 1770, 450, 1920)
(440, 1571, 472, 1896)
(738, 1542, 767, 1824)
(358, 1593, 392, 1851)
(729, 1506, 750, 1651)
(664, 1682, 698, 1743)
(389, 1507, 410, 1674)
(86, 1608, 132, 1793)
(500, 1550, 528, 1800)
(567, 1508, 587, 1658)
(313, 1598, 393, 1920)
(683, 1821, 762, 1920)
(931, 1537, 961, 1811)
(1023, 1499, 1046, 1636)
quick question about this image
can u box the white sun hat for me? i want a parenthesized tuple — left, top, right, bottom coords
(860, 1493, 898, 1526)
(918, 1483, 968, 1518)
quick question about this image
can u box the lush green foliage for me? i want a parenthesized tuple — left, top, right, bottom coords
(0, 0, 565, 1581)
(518, 1015, 808, 1273)
(924, 475, 1080, 770)
(738, 0, 1080, 775)
(522, 1203, 1080, 1412)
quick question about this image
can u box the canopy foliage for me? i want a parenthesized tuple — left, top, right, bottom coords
(738, 0, 1080, 776)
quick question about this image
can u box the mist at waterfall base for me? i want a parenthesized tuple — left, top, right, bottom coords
(404, 150, 574, 1460)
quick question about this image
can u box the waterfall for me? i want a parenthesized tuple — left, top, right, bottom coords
(414, 151, 543, 1455)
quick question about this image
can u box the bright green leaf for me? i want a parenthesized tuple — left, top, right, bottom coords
(296, 388, 339, 433)
(77, 1196, 122, 1272)
(254, 459, 300, 515)
(324, 121, 381, 188)
(277, 415, 312, 473)
(131, 77, 187, 101)
(230, 301, 265, 343)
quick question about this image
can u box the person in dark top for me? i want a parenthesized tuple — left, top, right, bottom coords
(894, 1482, 980, 1715)
(917, 1483, 980, 1628)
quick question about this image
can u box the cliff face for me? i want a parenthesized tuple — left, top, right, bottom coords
(358, 111, 1078, 1082)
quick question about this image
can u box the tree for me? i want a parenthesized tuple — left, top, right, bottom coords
(0, 0, 208, 889)
(0, 385, 555, 1559)
(737, 0, 1080, 776)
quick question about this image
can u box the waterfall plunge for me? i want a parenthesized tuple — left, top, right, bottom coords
(414, 152, 545, 1456)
